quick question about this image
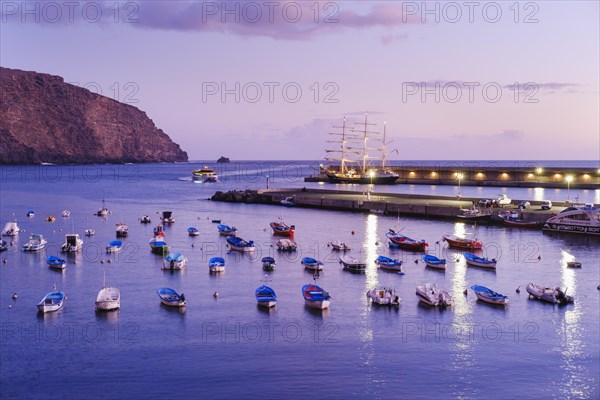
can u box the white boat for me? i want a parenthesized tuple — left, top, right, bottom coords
(160, 211, 175, 224)
(95, 274, 121, 311)
(366, 288, 400, 306)
(543, 205, 600, 236)
(328, 240, 351, 251)
(2, 222, 20, 236)
(415, 283, 453, 307)
(61, 233, 83, 252)
(471, 285, 509, 305)
(139, 215, 152, 224)
(26, 210, 35, 217)
(115, 223, 128, 237)
(526, 283, 574, 304)
(62, 210, 70, 217)
(22, 234, 47, 251)
(209, 257, 225, 272)
(339, 255, 366, 273)
(97, 198, 109, 216)
(0, 240, 8, 252)
(162, 252, 187, 270)
(374, 255, 403, 271)
(280, 196, 295, 207)
(192, 166, 219, 183)
(157, 288, 186, 307)
(301, 257, 324, 271)
(422, 255, 446, 270)
(106, 240, 122, 253)
(85, 229, 95, 236)
(276, 238, 298, 251)
(302, 282, 331, 310)
(37, 289, 65, 313)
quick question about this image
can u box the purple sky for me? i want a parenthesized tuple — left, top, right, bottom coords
(1, 1, 598, 161)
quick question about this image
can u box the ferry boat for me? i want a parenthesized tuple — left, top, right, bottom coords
(192, 166, 218, 183)
(323, 114, 399, 185)
(542, 205, 600, 236)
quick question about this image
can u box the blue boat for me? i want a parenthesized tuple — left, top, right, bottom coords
(301, 257, 324, 271)
(149, 237, 169, 255)
(162, 252, 187, 270)
(106, 240, 122, 253)
(187, 227, 200, 236)
(302, 284, 331, 309)
(422, 255, 447, 269)
(374, 255, 403, 271)
(464, 253, 497, 269)
(37, 290, 65, 313)
(470, 285, 508, 305)
(255, 285, 277, 308)
(157, 287, 186, 307)
(26, 210, 34, 217)
(209, 256, 225, 272)
(226, 236, 255, 252)
(261, 256, 276, 271)
(217, 224, 237, 236)
(47, 256, 66, 270)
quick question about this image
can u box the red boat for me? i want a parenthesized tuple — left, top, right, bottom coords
(442, 234, 482, 249)
(499, 213, 539, 228)
(386, 230, 428, 252)
(270, 221, 295, 237)
(153, 225, 165, 237)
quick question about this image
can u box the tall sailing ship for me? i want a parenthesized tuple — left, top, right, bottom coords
(323, 113, 399, 184)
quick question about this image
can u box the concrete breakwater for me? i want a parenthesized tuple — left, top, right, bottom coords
(211, 188, 561, 224)
(306, 165, 600, 189)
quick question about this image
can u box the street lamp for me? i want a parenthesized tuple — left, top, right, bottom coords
(266, 175, 269, 189)
(565, 175, 573, 201)
(456, 172, 464, 197)
(369, 169, 375, 186)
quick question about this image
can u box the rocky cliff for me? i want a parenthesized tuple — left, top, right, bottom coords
(0, 67, 188, 164)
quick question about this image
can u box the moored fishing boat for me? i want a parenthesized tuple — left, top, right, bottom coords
(162, 252, 187, 270)
(456, 207, 492, 222)
(374, 255, 403, 271)
(0, 240, 8, 252)
(499, 212, 539, 228)
(160, 211, 175, 224)
(2, 222, 20, 236)
(187, 227, 200, 237)
(106, 240, 122, 253)
(470, 285, 508, 305)
(302, 282, 331, 309)
(153, 225, 165, 237)
(442, 234, 482, 250)
(62, 210, 70, 217)
(261, 256, 276, 271)
(415, 283, 453, 307)
(22, 234, 47, 251)
(95, 274, 120, 311)
(301, 257, 324, 271)
(45, 216, 55, 222)
(566, 261, 582, 268)
(47, 256, 66, 270)
(149, 236, 169, 255)
(61, 233, 83, 252)
(139, 215, 152, 224)
(270, 219, 295, 237)
(26, 210, 34, 217)
(226, 236, 255, 252)
(37, 289, 65, 313)
(463, 252, 496, 269)
(386, 229, 428, 252)
(276, 238, 298, 251)
(116, 223, 129, 237)
(366, 288, 400, 306)
(209, 257, 225, 272)
(157, 288, 186, 307)
(340, 255, 366, 273)
(217, 224, 237, 236)
(526, 283, 574, 304)
(422, 254, 446, 269)
(256, 285, 277, 308)
(84, 229, 95, 236)
(96, 198, 109, 216)
(280, 197, 295, 207)
(328, 240, 351, 251)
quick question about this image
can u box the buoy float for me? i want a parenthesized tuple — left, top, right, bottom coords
(8, 305, 12, 309)
(537, 255, 541, 260)
(213, 291, 219, 298)
(12, 293, 17, 300)
(516, 286, 521, 293)
(107, 259, 112, 263)
(100, 260, 104, 264)
(191, 243, 195, 248)
(351, 230, 355, 235)
(2, 259, 7, 264)
(463, 289, 468, 295)
(414, 259, 418, 264)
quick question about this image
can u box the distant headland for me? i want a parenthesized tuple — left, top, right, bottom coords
(0, 67, 188, 165)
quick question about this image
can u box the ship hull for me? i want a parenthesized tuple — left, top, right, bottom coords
(325, 173, 398, 184)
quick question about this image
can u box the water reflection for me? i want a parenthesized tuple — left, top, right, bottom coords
(364, 214, 379, 291)
(557, 305, 592, 398)
(559, 250, 576, 296)
(533, 187, 545, 201)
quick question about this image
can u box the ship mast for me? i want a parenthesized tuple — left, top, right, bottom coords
(325, 116, 360, 174)
(350, 112, 379, 174)
(382, 121, 387, 170)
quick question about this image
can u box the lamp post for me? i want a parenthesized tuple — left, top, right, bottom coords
(457, 172, 464, 197)
(266, 175, 269, 189)
(369, 169, 375, 186)
(565, 175, 573, 201)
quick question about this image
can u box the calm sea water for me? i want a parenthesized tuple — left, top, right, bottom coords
(1, 162, 599, 399)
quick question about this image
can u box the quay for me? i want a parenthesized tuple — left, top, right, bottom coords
(211, 188, 567, 225)
(306, 165, 600, 189)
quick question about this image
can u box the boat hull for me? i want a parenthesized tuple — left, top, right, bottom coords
(466, 260, 497, 269)
(367, 289, 400, 306)
(474, 293, 509, 305)
(95, 300, 120, 311)
(443, 236, 482, 249)
(304, 299, 330, 309)
(325, 173, 398, 184)
(160, 298, 186, 307)
(257, 300, 277, 308)
(542, 222, 600, 236)
(209, 265, 225, 272)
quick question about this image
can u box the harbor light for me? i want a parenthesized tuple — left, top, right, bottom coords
(369, 169, 375, 185)
(565, 175, 573, 201)
(457, 172, 464, 197)
(536, 167, 543, 174)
